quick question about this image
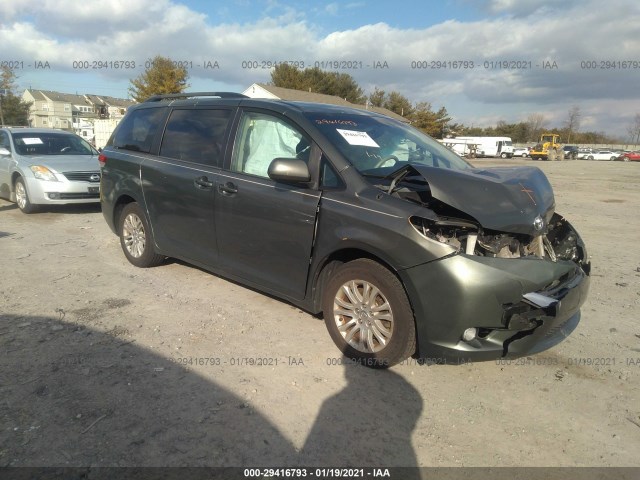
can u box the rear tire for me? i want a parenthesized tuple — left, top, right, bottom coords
(14, 177, 38, 214)
(322, 259, 416, 368)
(118, 202, 164, 268)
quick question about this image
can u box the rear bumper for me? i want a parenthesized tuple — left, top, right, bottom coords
(400, 254, 590, 363)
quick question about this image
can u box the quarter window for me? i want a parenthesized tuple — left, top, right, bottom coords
(112, 107, 165, 153)
(231, 112, 310, 178)
(160, 109, 231, 166)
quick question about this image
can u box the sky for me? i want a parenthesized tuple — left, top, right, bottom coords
(1, 0, 639, 138)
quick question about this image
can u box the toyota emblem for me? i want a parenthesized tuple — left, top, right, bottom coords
(90, 174, 101, 182)
(533, 215, 545, 232)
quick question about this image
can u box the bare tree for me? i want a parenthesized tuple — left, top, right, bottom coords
(526, 113, 545, 142)
(564, 105, 581, 143)
(627, 113, 640, 148)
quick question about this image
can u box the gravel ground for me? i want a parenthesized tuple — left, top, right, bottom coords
(0, 158, 639, 468)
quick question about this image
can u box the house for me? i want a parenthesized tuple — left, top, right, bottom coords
(22, 89, 80, 131)
(83, 94, 134, 121)
(22, 90, 135, 141)
(242, 83, 410, 123)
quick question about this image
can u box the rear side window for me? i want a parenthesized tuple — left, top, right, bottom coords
(112, 107, 165, 153)
(160, 108, 231, 167)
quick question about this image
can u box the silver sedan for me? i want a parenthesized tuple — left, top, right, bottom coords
(0, 128, 101, 213)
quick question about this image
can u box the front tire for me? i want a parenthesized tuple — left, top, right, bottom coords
(322, 259, 416, 368)
(14, 177, 38, 214)
(118, 202, 164, 268)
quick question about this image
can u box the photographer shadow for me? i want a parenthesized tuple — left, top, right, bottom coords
(299, 360, 423, 476)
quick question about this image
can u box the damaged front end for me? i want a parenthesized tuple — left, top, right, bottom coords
(384, 164, 591, 361)
(409, 211, 589, 267)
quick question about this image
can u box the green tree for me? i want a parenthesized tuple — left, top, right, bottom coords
(410, 102, 451, 138)
(366, 89, 413, 117)
(270, 65, 365, 104)
(367, 87, 386, 107)
(0, 66, 31, 126)
(128, 56, 189, 102)
(384, 91, 413, 117)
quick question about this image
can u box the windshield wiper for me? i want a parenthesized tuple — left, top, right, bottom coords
(385, 164, 420, 195)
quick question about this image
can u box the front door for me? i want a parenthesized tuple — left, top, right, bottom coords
(215, 110, 321, 300)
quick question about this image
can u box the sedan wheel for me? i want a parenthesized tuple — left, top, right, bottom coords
(623, 156, 630, 162)
(119, 202, 164, 268)
(14, 177, 37, 214)
(323, 259, 416, 367)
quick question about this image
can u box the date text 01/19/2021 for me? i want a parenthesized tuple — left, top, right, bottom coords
(243, 467, 392, 477)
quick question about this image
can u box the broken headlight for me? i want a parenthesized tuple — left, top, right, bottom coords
(409, 216, 478, 253)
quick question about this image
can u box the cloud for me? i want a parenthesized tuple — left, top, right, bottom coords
(1, 0, 638, 134)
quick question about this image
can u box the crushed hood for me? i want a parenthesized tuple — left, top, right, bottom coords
(411, 164, 555, 235)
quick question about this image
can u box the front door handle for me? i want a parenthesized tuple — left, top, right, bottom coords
(218, 182, 238, 195)
(194, 176, 214, 189)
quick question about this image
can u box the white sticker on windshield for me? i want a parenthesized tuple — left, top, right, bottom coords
(336, 129, 379, 148)
(22, 138, 44, 145)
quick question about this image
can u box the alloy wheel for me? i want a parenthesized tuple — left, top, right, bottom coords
(333, 280, 394, 353)
(122, 213, 146, 258)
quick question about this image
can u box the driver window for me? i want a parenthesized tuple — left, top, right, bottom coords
(231, 112, 310, 178)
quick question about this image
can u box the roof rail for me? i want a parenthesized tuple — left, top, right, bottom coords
(144, 92, 248, 102)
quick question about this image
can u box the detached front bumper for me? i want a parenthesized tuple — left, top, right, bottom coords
(400, 254, 590, 363)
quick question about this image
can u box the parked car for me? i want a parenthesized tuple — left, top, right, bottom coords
(577, 148, 593, 160)
(100, 92, 591, 367)
(562, 145, 579, 159)
(513, 147, 529, 158)
(0, 127, 101, 213)
(585, 150, 618, 161)
(615, 151, 640, 162)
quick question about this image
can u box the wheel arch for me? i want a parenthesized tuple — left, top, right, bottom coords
(309, 247, 408, 315)
(113, 194, 139, 234)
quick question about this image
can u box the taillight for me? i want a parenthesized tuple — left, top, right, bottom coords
(98, 153, 107, 167)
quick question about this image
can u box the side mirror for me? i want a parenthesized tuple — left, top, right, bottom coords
(268, 158, 310, 184)
(0, 147, 10, 156)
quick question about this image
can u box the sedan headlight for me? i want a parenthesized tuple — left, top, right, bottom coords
(30, 166, 59, 182)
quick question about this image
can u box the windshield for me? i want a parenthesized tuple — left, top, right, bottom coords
(11, 132, 96, 156)
(306, 112, 471, 176)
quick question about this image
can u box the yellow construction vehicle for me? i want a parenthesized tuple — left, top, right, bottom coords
(529, 133, 565, 161)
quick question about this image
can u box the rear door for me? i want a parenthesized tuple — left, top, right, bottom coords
(141, 107, 233, 267)
(214, 109, 321, 300)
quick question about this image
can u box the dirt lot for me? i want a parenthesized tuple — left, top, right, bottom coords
(1, 158, 639, 469)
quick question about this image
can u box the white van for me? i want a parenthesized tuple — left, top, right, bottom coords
(454, 136, 514, 158)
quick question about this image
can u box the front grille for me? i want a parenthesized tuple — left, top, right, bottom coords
(62, 171, 101, 182)
(57, 193, 100, 200)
